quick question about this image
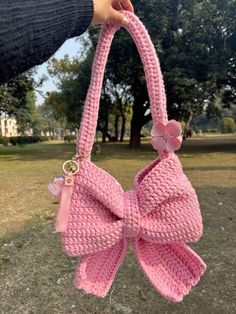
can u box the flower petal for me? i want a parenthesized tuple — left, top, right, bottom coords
(166, 120, 182, 137)
(166, 135, 182, 152)
(151, 123, 166, 137)
(151, 137, 166, 152)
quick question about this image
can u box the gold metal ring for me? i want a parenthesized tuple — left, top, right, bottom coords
(63, 160, 80, 175)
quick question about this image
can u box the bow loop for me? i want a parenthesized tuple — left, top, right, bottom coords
(134, 154, 203, 243)
(135, 154, 194, 216)
(77, 160, 125, 218)
(132, 239, 206, 302)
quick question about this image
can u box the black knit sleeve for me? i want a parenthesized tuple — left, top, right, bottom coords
(0, 0, 94, 84)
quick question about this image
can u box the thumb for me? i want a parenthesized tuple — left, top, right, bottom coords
(109, 8, 129, 24)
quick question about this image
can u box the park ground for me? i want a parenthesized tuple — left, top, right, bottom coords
(0, 135, 236, 314)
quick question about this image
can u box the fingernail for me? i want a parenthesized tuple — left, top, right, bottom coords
(122, 17, 129, 25)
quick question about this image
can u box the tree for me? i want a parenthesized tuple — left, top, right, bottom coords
(46, 0, 236, 147)
(222, 117, 235, 133)
(32, 103, 65, 136)
(44, 91, 69, 122)
(47, 52, 131, 143)
(0, 73, 34, 116)
(0, 72, 46, 134)
(47, 53, 93, 126)
(16, 90, 37, 134)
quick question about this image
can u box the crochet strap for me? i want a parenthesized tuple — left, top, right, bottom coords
(76, 11, 168, 157)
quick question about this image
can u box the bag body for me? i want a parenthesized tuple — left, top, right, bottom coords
(49, 11, 206, 301)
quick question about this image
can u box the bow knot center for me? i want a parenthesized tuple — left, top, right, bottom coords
(123, 190, 140, 237)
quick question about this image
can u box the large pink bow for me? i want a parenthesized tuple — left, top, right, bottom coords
(56, 153, 206, 302)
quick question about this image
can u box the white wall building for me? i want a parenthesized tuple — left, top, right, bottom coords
(0, 116, 18, 137)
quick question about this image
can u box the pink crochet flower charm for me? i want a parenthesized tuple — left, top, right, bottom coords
(151, 120, 182, 153)
(48, 176, 64, 198)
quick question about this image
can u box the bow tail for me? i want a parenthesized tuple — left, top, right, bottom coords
(132, 239, 206, 302)
(74, 239, 128, 297)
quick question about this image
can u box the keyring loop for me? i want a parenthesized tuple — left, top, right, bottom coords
(63, 160, 80, 175)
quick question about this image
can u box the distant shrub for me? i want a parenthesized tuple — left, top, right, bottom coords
(206, 128, 218, 133)
(17, 136, 28, 145)
(4, 136, 50, 146)
(23, 135, 49, 144)
(9, 137, 18, 146)
(39, 136, 50, 142)
(64, 135, 76, 143)
(222, 118, 236, 133)
(49, 136, 59, 140)
(0, 137, 9, 146)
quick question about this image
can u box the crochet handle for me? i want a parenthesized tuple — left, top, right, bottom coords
(76, 11, 168, 157)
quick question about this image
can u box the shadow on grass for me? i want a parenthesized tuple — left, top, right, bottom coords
(180, 137, 236, 155)
(184, 166, 236, 171)
(0, 137, 236, 163)
(0, 186, 236, 313)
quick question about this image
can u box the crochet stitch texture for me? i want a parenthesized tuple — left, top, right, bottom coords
(51, 11, 206, 302)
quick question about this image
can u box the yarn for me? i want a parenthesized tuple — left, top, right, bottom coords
(48, 176, 64, 198)
(50, 11, 206, 302)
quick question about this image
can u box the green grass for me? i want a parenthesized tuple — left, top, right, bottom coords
(0, 136, 236, 313)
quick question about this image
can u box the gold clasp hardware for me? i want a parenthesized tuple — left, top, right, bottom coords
(62, 153, 82, 175)
(62, 152, 90, 175)
(63, 160, 79, 175)
(71, 153, 83, 161)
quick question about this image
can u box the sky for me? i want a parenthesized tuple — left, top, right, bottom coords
(34, 38, 82, 106)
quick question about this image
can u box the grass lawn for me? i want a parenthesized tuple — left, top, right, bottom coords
(0, 135, 236, 313)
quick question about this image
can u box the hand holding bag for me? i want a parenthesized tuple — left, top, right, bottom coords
(49, 11, 206, 302)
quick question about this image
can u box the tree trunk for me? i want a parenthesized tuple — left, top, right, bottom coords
(129, 103, 152, 148)
(4, 113, 7, 136)
(114, 115, 119, 141)
(103, 109, 109, 143)
(129, 124, 142, 148)
(129, 99, 144, 148)
(120, 115, 126, 142)
(129, 75, 152, 148)
(102, 131, 106, 143)
(97, 125, 113, 143)
(183, 111, 193, 140)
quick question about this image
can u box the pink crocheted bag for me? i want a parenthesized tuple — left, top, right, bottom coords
(49, 12, 206, 302)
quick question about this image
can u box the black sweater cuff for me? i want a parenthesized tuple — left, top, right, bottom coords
(71, 0, 94, 37)
(0, 0, 94, 84)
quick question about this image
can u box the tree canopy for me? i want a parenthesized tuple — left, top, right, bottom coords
(45, 0, 236, 146)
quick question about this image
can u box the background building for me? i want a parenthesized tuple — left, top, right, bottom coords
(0, 116, 18, 137)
